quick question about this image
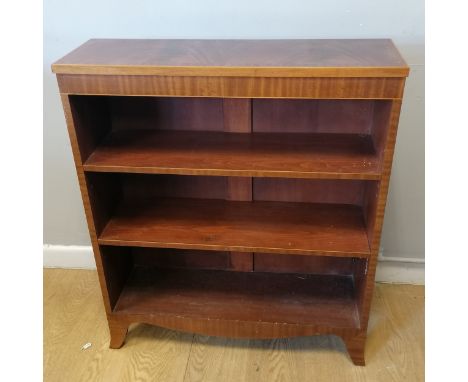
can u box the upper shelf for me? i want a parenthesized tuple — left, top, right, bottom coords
(51, 39, 409, 78)
(84, 130, 381, 180)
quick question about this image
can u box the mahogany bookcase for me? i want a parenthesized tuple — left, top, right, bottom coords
(52, 39, 409, 365)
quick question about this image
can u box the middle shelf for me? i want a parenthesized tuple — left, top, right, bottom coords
(98, 197, 371, 257)
(84, 130, 381, 180)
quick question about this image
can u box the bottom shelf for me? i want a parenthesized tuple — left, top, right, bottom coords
(114, 267, 360, 330)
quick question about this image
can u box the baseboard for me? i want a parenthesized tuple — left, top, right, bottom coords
(43, 244, 425, 284)
(43, 244, 96, 269)
(375, 260, 424, 284)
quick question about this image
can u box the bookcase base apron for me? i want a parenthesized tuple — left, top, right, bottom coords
(108, 316, 366, 366)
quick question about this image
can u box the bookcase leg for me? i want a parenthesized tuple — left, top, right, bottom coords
(108, 319, 128, 349)
(343, 333, 366, 366)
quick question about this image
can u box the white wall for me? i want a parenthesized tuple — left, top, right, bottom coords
(44, 1, 424, 264)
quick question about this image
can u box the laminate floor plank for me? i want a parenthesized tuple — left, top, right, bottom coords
(43, 269, 193, 382)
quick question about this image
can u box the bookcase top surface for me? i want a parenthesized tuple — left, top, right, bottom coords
(52, 39, 409, 78)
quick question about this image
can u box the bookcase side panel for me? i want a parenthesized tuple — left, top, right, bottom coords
(66, 95, 112, 162)
(59, 94, 117, 313)
(357, 99, 404, 328)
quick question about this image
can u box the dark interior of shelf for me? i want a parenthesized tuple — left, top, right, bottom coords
(129, 248, 363, 274)
(113, 266, 360, 329)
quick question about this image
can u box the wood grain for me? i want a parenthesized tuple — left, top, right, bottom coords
(51, 39, 409, 77)
(355, 100, 404, 332)
(98, 198, 371, 257)
(57, 74, 405, 99)
(44, 269, 424, 382)
(84, 130, 381, 180)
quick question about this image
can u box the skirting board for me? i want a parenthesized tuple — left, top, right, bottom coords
(43, 244, 425, 285)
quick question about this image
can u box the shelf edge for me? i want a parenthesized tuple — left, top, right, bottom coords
(97, 238, 371, 258)
(83, 164, 382, 181)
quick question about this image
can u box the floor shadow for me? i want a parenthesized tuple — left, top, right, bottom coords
(124, 323, 349, 359)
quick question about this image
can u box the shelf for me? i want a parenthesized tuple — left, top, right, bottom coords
(114, 267, 360, 329)
(52, 39, 409, 78)
(98, 197, 371, 257)
(84, 130, 381, 180)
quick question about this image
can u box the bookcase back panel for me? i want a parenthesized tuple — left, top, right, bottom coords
(253, 178, 367, 206)
(109, 97, 224, 131)
(254, 253, 366, 277)
(253, 99, 374, 134)
(121, 174, 230, 200)
(132, 248, 242, 271)
(117, 175, 378, 209)
(99, 245, 367, 278)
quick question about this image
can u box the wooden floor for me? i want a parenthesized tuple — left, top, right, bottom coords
(44, 269, 424, 382)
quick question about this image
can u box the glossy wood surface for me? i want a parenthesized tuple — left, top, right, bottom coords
(98, 198, 370, 257)
(52, 39, 409, 77)
(114, 267, 359, 329)
(84, 130, 380, 180)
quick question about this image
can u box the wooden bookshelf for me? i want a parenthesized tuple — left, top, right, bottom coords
(52, 39, 409, 366)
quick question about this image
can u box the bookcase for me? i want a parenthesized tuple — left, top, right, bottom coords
(52, 39, 409, 366)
